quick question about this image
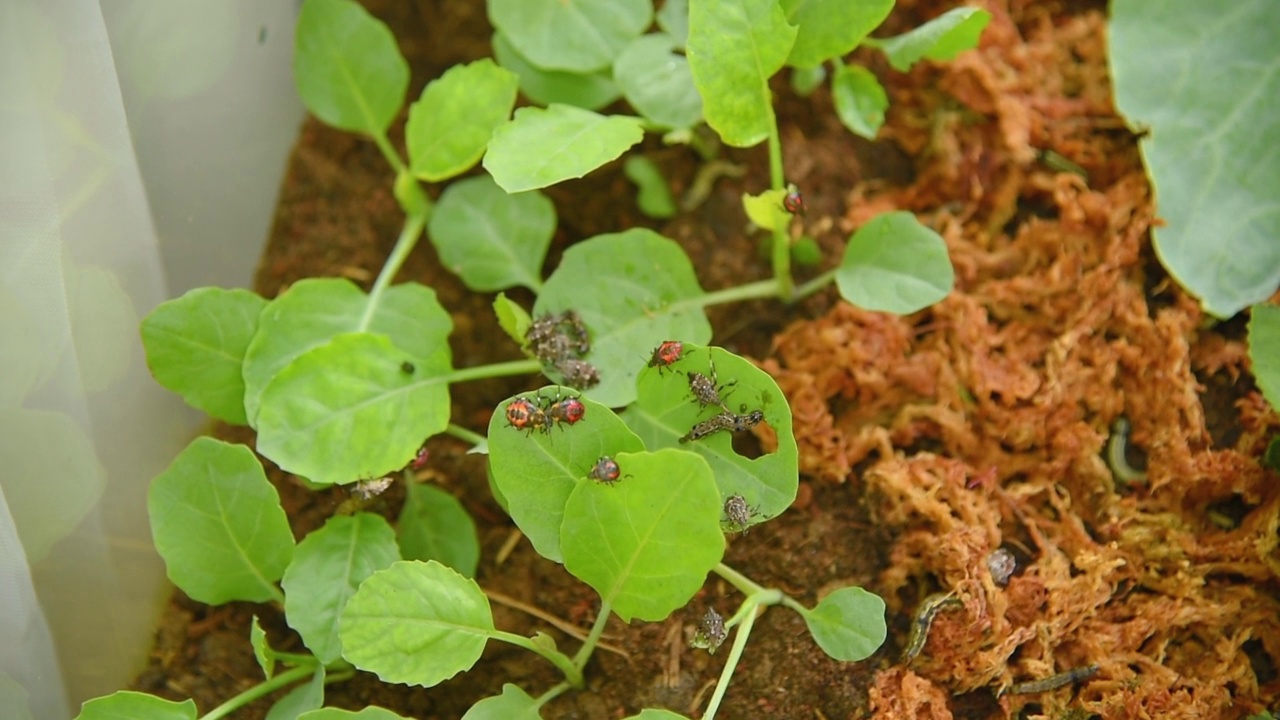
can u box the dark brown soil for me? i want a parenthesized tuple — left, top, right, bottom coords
(129, 1, 1280, 719)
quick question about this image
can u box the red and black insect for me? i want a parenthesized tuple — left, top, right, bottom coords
(505, 396, 550, 435)
(782, 185, 806, 216)
(646, 340, 685, 374)
(547, 393, 586, 427)
(410, 445, 430, 470)
(588, 456, 624, 485)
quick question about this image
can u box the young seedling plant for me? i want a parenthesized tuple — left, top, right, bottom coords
(77, 0, 984, 718)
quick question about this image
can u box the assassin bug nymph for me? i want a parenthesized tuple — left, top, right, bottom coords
(687, 355, 736, 411)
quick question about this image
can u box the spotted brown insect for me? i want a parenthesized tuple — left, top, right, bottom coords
(722, 494, 758, 533)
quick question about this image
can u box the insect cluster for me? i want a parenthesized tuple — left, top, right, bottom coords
(503, 389, 586, 436)
(667, 351, 764, 445)
(525, 310, 600, 389)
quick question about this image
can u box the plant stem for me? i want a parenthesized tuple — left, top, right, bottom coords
(445, 423, 487, 447)
(491, 629, 585, 688)
(444, 358, 543, 384)
(572, 598, 614, 670)
(535, 682, 572, 709)
(701, 601, 763, 720)
(714, 562, 767, 597)
(370, 130, 407, 175)
(792, 268, 837, 303)
(694, 279, 782, 308)
(200, 662, 316, 720)
(765, 111, 793, 301)
(358, 209, 427, 332)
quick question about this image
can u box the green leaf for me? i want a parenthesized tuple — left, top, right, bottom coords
(488, 387, 646, 563)
(243, 278, 452, 425)
(625, 712, 691, 720)
(407, 59, 518, 182)
(1249, 304, 1280, 410)
(624, 156, 677, 219)
(140, 287, 265, 425)
(484, 105, 645, 193)
(461, 684, 542, 720)
(265, 666, 325, 720)
(487, 0, 651, 73)
(427, 175, 554, 292)
(534, 229, 712, 406)
(562, 449, 724, 622)
(781, 0, 892, 69)
(792, 236, 822, 266)
(742, 189, 789, 231)
(831, 64, 887, 139)
(836, 211, 954, 314)
(73, 692, 197, 720)
(1266, 437, 1280, 473)
(614, 34, 702, 131)
(398, 482, 480, 577)
(494, 293, 533, 347)
(250, 615, 274, 678)
(622, 344, 798, 526)
(256, 332, 452, 485)
(492, 32, 621, 111)
(340, 560, 494, 687)
(282, 513, 401, 664)
(148, 438, 294, 604)
(790, 64, 825, 97)
(300, 709, 410, 720)
(656, 0, 689, 49)
(870, 7, 991, 72)
(798, 586, 887, 661)
(1111, 0, 1280, 318)
(687, 0, 797, 147)
(294, 0, 408, 135)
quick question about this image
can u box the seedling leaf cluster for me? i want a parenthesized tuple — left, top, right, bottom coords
(92, 0, 987, 718)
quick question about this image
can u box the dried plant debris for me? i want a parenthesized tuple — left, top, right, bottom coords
(759, 6, 1280, 719)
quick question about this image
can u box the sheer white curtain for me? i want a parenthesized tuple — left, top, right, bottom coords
(0, 2, 302, 717)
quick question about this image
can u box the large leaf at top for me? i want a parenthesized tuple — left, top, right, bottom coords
(780, 0, 892, 69)
(242, 278, 452, 424)
(1111, 0, 1280, 318)
(140, 287, 265, 425)
(487, 0, 651, 73)
(294, 0, 408, 135)
(562, 449, 724, 622)
(534, 229, 712, 406)
(406, 59, 518, 182)
(148, 438, 295, 604)
(488, 387, 646, 563)
(622, 344, 798, 526)
(687, 0, 797, 147)
(836, 211, 954, 314)
(484, 105, 644, 193)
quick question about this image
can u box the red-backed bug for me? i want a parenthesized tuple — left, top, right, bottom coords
(588, 456, 624, 485)
(548, 395, 586, 427)
(646, 340, 684, 374)
(782, 185, 806, 216)
(410, 445, 430, 470)
(505, 397, 550, 435)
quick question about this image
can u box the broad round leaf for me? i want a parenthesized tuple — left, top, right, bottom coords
(256, 332, 452, 485)
(294, 0, 408, 135)
(407, 59, 518, 182)
(656, 0, 689, 49)
(562, 449, 724, 622)
(148, 438, 295, 604)
(831, 64, 887, 140)
(427, 175, 554, 292)
(614, 34, 702, 131)
(461, 685, 541, 720)
(1249, 304, 1280, 410)
(340, 560, 494, 687)
(492, 32, 621, 111)
(299, 708, 410, 720)
(484, 105, 645, 193)
(282, 513, 401, 664)
(800, 586, 887, 661)
(836, 211, 954, 314)
(1112, 0, 1280, 318)
(534, 230, 711, 406)
(488, 387, 646, 563)
(687, 0, 797, 147)
(74, 692, 197, 720)
(141, 287, 265, 425)
(398, 482, 480, 578)
(781, 0, 892, 69)
(243, 278, 452, 424)
(488, 0, 651, 73)
(871, 7, 991, 72)
(622, 344, 798, 526)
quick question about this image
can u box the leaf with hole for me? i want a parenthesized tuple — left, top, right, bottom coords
(407, 59, 518, 182)
(398, 482, 480, 578)
(487, 0, 651, 73)
(488, 387, 645, 563)
(837, 211, 953, 314)
(614, 33, 702, 131)
(293, 0, 408, 135)
(780, 0, 892, 69)
(534, 229, 712, 406)
(340, 560, 494, 687)
(148, 438, 294, 605)
(428, 175, 554, 293)
(869, 7, 991, 72)
(561, 449, 724, 622)
(484, 105, 644, 193)
(492, 32, 620, 111)
(798, 586, 887, 661)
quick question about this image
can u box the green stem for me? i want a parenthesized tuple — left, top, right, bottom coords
(696, 279, 783, 308)
(534, 682, 572, 709)
(370, 130, 407, 175)
(572, 598, 614, 671)
(200, 662, 316, 720)
(714, 562, 768, 597)
(765, 110, 793, 301)
(701, 601, 762, 720)
(358, 210, 427, 331)
(491, 629, 585, 688)
(792, 268, 838, 303)
(445, 423, 487, 447)
(444, 358, 543, 384)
